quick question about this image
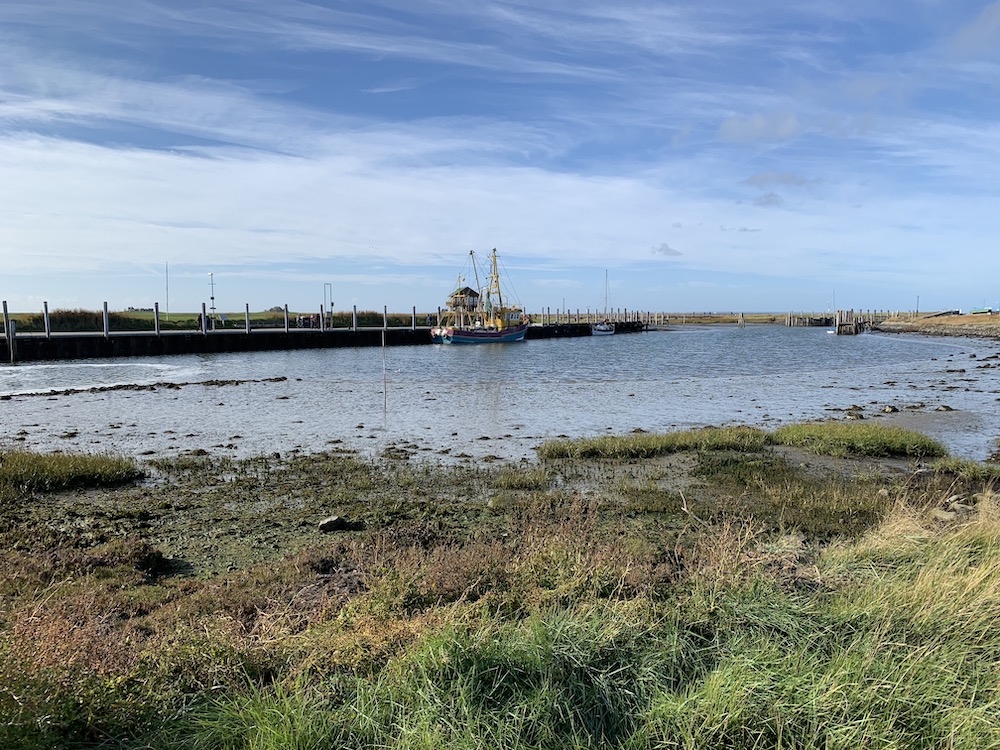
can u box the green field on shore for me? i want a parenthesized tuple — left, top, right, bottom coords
(2, 422, 998, 748)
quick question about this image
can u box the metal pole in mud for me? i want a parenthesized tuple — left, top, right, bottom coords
(201, 303, 208, 334)
(411, 306, 416, 330)
(383, 305, 387, 329)
(154, 303, 160, 336)
(245, 304, 250, 334)
(283, 305, 289, 333)
(103, 302, 110, 338)
(43, 302, 51, 338)
(352, 305, 357, 331)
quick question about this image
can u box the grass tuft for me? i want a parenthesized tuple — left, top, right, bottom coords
(538, 426, 771, 460)
(773, 422, 947, 458)
(0, 450, 143, 501)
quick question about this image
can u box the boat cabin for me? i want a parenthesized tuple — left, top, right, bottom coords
(448, 286, 480, 312)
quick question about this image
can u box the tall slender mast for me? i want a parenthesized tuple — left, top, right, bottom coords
(469, 250, 483, 310)
(491, 248, 504, 311)
(604, 269, 609, 316)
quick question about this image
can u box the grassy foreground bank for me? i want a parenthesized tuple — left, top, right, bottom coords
(1, 423, 998, 749)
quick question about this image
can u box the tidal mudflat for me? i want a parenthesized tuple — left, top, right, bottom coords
(3, 423, 999, 748)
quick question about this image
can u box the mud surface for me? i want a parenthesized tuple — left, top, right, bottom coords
(1, 445, 922, 576)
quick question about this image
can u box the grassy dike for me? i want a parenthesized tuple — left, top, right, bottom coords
(1, 424, 998, 749)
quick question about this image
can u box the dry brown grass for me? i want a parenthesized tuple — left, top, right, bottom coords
(879, 313, 1000, 338)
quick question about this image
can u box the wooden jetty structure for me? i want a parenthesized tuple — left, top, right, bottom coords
(1, 301, 648, 364)
(785, 313, 834, 328)
(785, 310, 893, 334)
(833, 309, 893, 335)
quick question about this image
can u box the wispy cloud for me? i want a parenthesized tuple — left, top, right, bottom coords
(1, 1, 999, 312)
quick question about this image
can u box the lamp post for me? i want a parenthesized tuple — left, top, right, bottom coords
(209, 272, 216, 330)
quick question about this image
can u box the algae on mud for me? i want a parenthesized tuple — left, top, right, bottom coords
(1, 424, 999, 749)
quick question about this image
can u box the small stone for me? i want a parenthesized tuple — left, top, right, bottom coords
(935, 404, 955, 411)
(930, 509, 956, 522)
(882, 405, 899, 413)
(318, 515, 352, 532)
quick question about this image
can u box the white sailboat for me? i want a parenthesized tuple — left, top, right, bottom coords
(592, 270, 615, 336)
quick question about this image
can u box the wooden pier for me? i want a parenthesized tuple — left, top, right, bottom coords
(833, 309, 893, 335)
(785, 313, 834, 328)
(785, 310, 894, 334)
(1, 296, 652, 364)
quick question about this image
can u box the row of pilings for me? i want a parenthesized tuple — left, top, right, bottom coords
(1, 301, 650, 363)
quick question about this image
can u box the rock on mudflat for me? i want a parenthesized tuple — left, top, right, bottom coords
(318, 515, 354, 532)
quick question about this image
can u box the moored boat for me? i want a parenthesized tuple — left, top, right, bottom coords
(591, 269, 615, 336)
(431, 248, 528, 344)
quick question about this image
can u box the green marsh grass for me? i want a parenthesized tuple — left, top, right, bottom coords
(0, 450, 143, 501)
(931, 456, 1000, 482)
(539, 422, 946, 461)
(4, 426, 1000, 748)
(538, 426, 771, 460)
(773, 421, 947, 458)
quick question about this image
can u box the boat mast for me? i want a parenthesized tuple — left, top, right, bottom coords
(604, 269, 609, 317)
(469, 250, 483, 310)
(491, 248, 504, 311)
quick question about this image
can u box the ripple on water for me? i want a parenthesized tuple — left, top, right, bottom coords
(2, 327, 999, 461)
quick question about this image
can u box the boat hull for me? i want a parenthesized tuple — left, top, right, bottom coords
(431, 324, 528, 344)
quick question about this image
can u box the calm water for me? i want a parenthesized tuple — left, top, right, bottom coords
(2, 326, 999, 462)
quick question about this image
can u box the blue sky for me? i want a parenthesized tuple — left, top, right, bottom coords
(2, 1, 999, 315)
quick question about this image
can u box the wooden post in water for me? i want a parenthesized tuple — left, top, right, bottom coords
(383, 305, 387, 329)
(245, 304, 251, 334)
(352, 305, 358, 331)
(283, 305, 289, 332)
(153, 303, 160, 336)
(202, 303, 208, 334)
(3, 301, 13, 364)
(411, 306, 416, 330)
(44, 301, 51, 338)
